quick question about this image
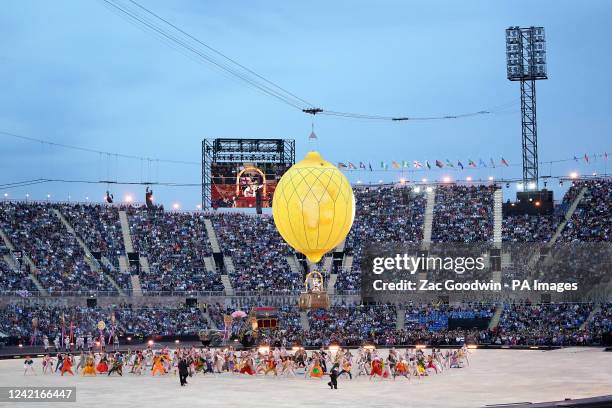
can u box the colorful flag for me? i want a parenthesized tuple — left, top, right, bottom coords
(574, 155, 579, 162)
(413, 160, 423, 168)
(479, 159, 487, 168)
(468, 159, 477, 168)
(584, 154, 589, 163)
(457, 161, 464, 170)
(490, 158, 496, 168)
(338, 162, 347, 169)
(348, 162, 356, 169)
(368, 162, 373, 171)
(445, 159, 454, 168)
(501, 157, 509, 167)
(435, 160, 444, 168)
(605, 152, 608, 161)
(391, 161, 401, 169)
(426, 161, 431, 169)
(380, 161, 388, 170)
(402, 160, 409, 168)
(359, 161, 366, 169)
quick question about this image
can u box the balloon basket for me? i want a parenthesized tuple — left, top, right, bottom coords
(299, 291, 330, 310)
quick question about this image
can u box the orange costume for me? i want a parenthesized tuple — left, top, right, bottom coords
(152, 356, 166, 376)
(395, 360, 408, 375)
(60, 356, 74, 376)
(309, 360, 323, 378)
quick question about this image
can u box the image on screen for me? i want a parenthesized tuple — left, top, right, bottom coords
(211, 162, 291, 208)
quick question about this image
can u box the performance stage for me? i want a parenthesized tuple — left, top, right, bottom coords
(0, 348, 609, 407)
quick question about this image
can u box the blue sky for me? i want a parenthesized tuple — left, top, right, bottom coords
(1, 0, 610, 208)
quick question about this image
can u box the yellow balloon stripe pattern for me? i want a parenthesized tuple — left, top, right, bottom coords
(273, 151, 355, 263)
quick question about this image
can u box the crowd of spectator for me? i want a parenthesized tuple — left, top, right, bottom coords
(212, 213, 301, 292)
(0, 202, 114, 294)
(432, 185, 495, 242)
(0, 303, 209, 340)
(560, 179, 612, 241)
(127, 206, 223, 292)
(0, 178, 609, 295)
(0, 302, 608, 347)
(340, 186, 425, 290)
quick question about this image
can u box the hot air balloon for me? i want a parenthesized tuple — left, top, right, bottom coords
(273, 151, 355, 309)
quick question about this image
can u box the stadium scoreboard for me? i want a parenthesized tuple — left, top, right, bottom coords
(202, 138, 295, 209)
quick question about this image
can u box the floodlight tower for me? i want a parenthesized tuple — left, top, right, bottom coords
(505, 26, 547, 190)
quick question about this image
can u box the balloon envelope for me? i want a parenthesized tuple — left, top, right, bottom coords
(273, 151, 355, 263)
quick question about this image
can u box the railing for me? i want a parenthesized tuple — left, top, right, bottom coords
(0, 289, 361, 298)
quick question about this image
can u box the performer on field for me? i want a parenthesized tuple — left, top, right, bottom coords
(23, 356, 35, 376)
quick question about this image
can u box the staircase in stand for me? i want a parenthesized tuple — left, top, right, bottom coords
(580, 305, 601, 330)
(548, 186, 589, 246)
(327, 274, 338, 295)
(286, 255, 302, 276)
(335, 239, 346, 253)
(203, 219, 221, 253)
(0, 228, 47, 296)
(422, 188, 436, 249)
(341, 255, 353, 272)
(139, 256, 151, 274)
(221, 275, 234, 296)
(130, 275, 143, 296)
(52, 209, 126, 296)
(396, 307, 405, 330)
(120, 255, 142, 296)
(118, 211, 134, 253)
(300, 311, 310, 331)
(224, 256, 235, 274)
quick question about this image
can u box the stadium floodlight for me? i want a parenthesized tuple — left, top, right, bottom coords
(506, 26, 547, 189)
(570, 172, 578, 179)
(173, 203, 180, 210)
(413, 186, 421, 193)
(466, 176, 472, 182)
(527, 181, 536, 190)
(426, 186, 433, 193)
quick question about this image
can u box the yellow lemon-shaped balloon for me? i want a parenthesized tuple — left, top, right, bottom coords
(273, 151, 355, 263)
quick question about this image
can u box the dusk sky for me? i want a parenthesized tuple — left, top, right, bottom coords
(1, 0, 610, 208)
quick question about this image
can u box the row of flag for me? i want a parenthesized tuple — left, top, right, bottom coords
(337, 152, 609, 171)
(337, 158, 511, 171)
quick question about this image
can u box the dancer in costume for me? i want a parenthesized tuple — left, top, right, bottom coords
(42, 355, 53, 375)
(60, 354, 74, 376)
(96, 354, 109, 374)
(239, 352, 255, 376)
(264, 354, 278, 376)
(108, 353, 123, 376)
(82, 354, 96, 376)
(308, 355, 324, 379)
(23, 356, 35, 376)
(75, 351, 85, 373)
(279, 357, 296, 377)
(151, 355, 166, 376)
(393, 359, 410, 380)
